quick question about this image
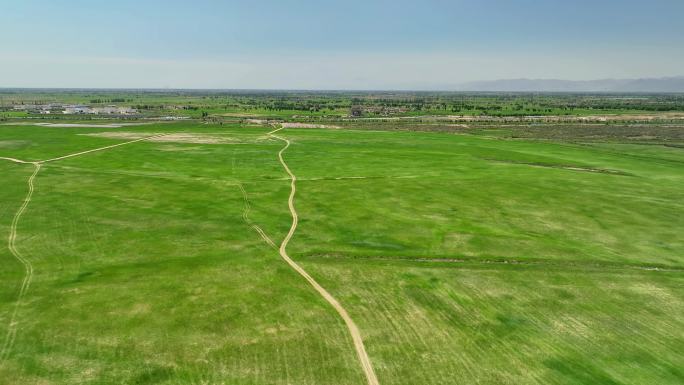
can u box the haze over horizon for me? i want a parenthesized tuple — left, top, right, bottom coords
(3, 0, 684, 90)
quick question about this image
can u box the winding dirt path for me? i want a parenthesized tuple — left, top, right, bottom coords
(269, 127, 380, 385)
(1, 163, 41, 360)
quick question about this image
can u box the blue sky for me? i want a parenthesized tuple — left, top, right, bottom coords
(2, 0, 683, 89)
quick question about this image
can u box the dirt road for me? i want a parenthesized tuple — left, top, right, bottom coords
(269, 127, 380, 385)
(40, 134, 169, 163)
(0, 157, 33, 164)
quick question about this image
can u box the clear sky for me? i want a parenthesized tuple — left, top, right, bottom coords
(2, 0, 683, 89)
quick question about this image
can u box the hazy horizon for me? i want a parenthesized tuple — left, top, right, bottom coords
(3, 0, 684, 89)
(3, 76, 684, 93)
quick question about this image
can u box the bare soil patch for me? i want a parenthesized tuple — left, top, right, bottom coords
(0, 140, 30, 148)
(81, 132, 240, 144)
(245, 119, 269, 125)
(281, 123, 340, 129)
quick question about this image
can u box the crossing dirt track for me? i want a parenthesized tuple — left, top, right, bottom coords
(1, 134, 170, 361)
(0, 120, 682, 385)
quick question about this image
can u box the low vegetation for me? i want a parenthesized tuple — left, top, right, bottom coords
(3, 90, 684, 120)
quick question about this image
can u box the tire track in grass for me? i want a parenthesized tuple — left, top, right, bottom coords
(268, 126, 380, 385)
(237, 183, 277, 249)
(1, 162, 40, 361)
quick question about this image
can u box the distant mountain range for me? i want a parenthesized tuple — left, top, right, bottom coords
(455, 77, 684, 92)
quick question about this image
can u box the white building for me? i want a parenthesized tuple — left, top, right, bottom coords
(63, 105, 92, 114)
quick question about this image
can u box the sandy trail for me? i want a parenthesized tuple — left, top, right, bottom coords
(1, 163, 41, 360)
(0, 157, 33, 165)
(1, 133, 168, 165)
(269, 126, 380, 385)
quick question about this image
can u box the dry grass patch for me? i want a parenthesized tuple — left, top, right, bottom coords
(82, 131, 242, 144)
(281, 123, 340, 129)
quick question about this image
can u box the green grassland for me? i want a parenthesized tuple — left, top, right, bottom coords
(0, 119, 682, 384)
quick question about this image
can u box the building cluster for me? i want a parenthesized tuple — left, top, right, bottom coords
(12, 104, 138, 115)
(349, 105, 409, 117)
(62, 105, 138, 115)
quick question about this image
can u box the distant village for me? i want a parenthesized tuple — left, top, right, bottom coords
(11, 104, 138, 115)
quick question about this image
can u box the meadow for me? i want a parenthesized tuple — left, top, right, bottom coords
(0, 113, 682, 384)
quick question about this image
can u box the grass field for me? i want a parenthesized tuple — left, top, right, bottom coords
(0, 120, 682, 384)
